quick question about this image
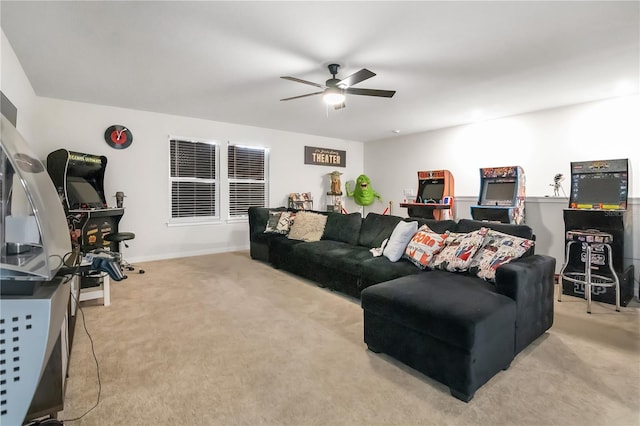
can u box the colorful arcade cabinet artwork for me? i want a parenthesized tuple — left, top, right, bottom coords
(400, 170, 454, 220)
(470, 165, 525, 224)
(559, 158, 634, 307)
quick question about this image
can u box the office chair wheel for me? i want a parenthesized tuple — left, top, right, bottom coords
(139, 269, 145, 274)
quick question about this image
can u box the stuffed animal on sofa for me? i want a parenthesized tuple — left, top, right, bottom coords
(346, 174, 382, 206)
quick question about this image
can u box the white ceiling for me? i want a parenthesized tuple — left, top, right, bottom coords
(2, 1, 638, 142)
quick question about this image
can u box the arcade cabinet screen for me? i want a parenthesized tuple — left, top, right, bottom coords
(67, 176, 104, 209)
(419, 180, 444, 203)
(571, 173, 624, 206)
(482, 180, 516, 205)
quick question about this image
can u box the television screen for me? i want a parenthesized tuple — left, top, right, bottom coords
(419, 180, 444, 203)
(66, 176, 104, 208)
(483, 180, 516, 205)
(571, 173, 623, 206)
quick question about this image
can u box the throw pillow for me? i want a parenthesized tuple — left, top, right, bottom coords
(274, 211, 296, 234)
(431, 228, 489, 272)
(469, 230, 535, 282)
(403, 225, 449, 270)
(383, 221, 419, 262)
(287, 211, 327, 242)
(264, 211, 283, 233)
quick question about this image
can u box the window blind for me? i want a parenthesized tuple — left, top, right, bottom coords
(228, 145, 268, 218)
(170, 139, 218, 220)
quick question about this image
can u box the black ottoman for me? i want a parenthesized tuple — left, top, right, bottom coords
(361, 271, 516, 402)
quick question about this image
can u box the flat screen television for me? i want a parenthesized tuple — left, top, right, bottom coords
(418, 179, 444, 203)
(481, 180, 516, 206)
(66, 176, 105, 209)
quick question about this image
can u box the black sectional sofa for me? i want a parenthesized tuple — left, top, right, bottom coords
(248, 206, 555, 401)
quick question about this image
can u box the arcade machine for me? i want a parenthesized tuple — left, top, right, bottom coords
(559, 158, 634, 307)
(47, 149, 126, 291)
(399, 170, 454, 220)
(471, 165, 525, 224)
(47, 149, 124, 253)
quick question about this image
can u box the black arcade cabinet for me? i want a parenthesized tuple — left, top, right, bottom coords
(46, 149, 124, 253)
(471, 165, 525, 224)
(560, 158, 634, 306)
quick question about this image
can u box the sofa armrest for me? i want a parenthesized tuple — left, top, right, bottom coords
(494, 255, 556, 354)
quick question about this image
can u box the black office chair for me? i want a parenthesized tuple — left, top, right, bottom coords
(104, 232, 145, 277)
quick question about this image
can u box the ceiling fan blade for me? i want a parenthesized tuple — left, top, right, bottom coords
(334, 102, 346, 110)
(280, 91, 324, 101)
(345, 88, 396, 98)
(337, 69, 376, 88)
(281, 76, 324, 88)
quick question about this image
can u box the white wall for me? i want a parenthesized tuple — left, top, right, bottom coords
(1, 29, 37, 141)
(365, 96, 639, 204)
(32, 97, 363, 262)
(365, 97, 640, 290)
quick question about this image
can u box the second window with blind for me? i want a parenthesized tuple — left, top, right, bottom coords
(228, 144, 269, 219)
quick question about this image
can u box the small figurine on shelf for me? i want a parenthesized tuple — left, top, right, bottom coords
(114, 191, 126, 208)
(328, 171, 343, 195)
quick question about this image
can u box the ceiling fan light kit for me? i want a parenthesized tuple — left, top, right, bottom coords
(323, 87, 345, 105)
(281, 63, 395, 110)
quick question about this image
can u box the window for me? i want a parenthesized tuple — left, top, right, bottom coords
(169, 138, 218, 222)
(228, 144, 268, 218)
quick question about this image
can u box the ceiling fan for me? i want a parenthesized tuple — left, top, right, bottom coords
(280, 64, 396, 110)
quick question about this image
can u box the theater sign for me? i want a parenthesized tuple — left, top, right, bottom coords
(304, 146, 346, 167)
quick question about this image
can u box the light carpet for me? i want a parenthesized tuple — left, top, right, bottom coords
(62, 251, 640, 425)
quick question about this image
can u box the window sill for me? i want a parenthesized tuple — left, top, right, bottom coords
(226, 217, 248, 224)
(166, 220, 222, 227)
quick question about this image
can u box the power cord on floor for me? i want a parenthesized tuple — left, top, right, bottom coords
(60, 289, 102, 423)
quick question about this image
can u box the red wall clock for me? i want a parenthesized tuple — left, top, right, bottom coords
(104, 125, 133, 149)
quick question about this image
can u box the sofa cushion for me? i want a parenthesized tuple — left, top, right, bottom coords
(293, 241, 373, 276)
(358, 213, 403, 249)
(360, 256, 422, 288)
(383, 221, 418, 262)
(456, 219, 533, 240)
(431, 228, 488, 272)
(287, 211, 327, 241)
(403, 225, 449, 270)
(322, 212, 362, 245)
(469, 230, 535, 282)
(360, 272, 515, 351)
(407, 218, 457, 235)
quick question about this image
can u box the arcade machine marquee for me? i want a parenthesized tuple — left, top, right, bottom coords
(561, 158, 634, 306)
(399, 170, 454, 220)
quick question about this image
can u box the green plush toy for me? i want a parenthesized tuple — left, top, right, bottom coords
(345, 174, 382, 206)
